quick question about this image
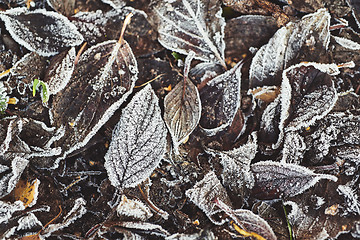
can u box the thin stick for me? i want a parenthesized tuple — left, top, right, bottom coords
(134, 74, 165, 88)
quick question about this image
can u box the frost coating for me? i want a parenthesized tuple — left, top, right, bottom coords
(152, 0, 226, 67)
(117, 195, 153, 221)
(337, 184, 360, 215)
(0, 8, 84, 56)
(332, 35, 360, 50)
(104, 85, 167, 189)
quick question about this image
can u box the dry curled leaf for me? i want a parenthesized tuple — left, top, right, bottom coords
(199, 61, 242, 135)
(104, 85, 167, 189)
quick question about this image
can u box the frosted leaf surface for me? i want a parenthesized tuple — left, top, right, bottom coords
(185, 171, 232, 225)
(164, 51, 201, 152)
(332, 35, 360, 50)
(0, 200, 25, 224)
(215, 199, 277, 240)
(51, 39, 138, 165)
(44, 47, 76, 96)
(281, 131, 306, 164)
(104, 85, 167, 189)
(199, 61, 242, 135)
(251, 161, 337, 199)
(206, 132, 257, 191)
(150, 0, 226, 67)
(0, 7, 84, 56)
(337, 184, 360, 215)
(116, 195, 153, 221)
(0, 157, 29, 199)
(249, 8, 330, 87)
(114, 221, 170, 237)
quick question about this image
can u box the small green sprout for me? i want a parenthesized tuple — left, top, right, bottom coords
(171, 52, 185, 62)
(33, 79, 49, 103)
(283, 203, 293, 240)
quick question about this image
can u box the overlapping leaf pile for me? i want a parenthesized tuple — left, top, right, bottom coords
(0, 0, 360, 239)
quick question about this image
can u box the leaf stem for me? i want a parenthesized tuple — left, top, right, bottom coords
(118, 13, 133, 44)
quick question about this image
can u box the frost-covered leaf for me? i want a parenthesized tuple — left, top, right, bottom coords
(150, 0, 226, 68)
(104, 85, 167, 189)
(0, 200, 25, 224)
(251, 161, 337, 199)
(47, 0, 76, 17)
(199, 61, 242, 135)
(337, 184, 360, 215)
(164, 51, 201, 152)
(249, 8, 330, 88)
(72, 7, 161, 57)
(305, 112, 360, 163)
(0, 156, 29, 199)
(51, 37, 138, 165)
(44, 47, 76, 96)
(0, 8, 84, 56)
(6, 52, 47, 95)
(260, 62, 339, 149)
(206, 132, 257, 196)
(332, 35, 360, 50)
(281, 131, 306, 164)
(42, 198, 87, 237)
(185, 171, 232, 225)
(215, 198, 277, 240)
(110, 221, 170, 238)
(117, 195, 153, 221)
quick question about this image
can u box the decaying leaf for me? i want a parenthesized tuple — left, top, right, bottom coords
(150, 0, 226, 68)
(117, 195, 153, 221)
(0, 200, 25, 224)
(51, 27, 138, 165)
(249, 8, 330, 88)
(104, 85, 167, 189)
(13, 178, 40, 208)
(199, 61, 242, 135)
(164, 51, 201, 152)
(251, 161, 337, 199)
(0, 7, 84, 56)
(215, 198, 277, 240)
(44, 47, 76, 96)
(185, 171, 232, 225)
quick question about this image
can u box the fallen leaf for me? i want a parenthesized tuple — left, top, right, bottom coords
(104, 84, 167, 189)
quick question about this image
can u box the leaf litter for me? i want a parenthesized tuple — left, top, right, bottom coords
(0, 1, 360, 239)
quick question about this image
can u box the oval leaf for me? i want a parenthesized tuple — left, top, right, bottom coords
(164, 52, 201, 152)
(104, 85, 167, 189)
(0, 7, 84, 56)
(251, 161, 337, 199)
(249, 8, 330, 87)
(150, 0, 226, 68)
